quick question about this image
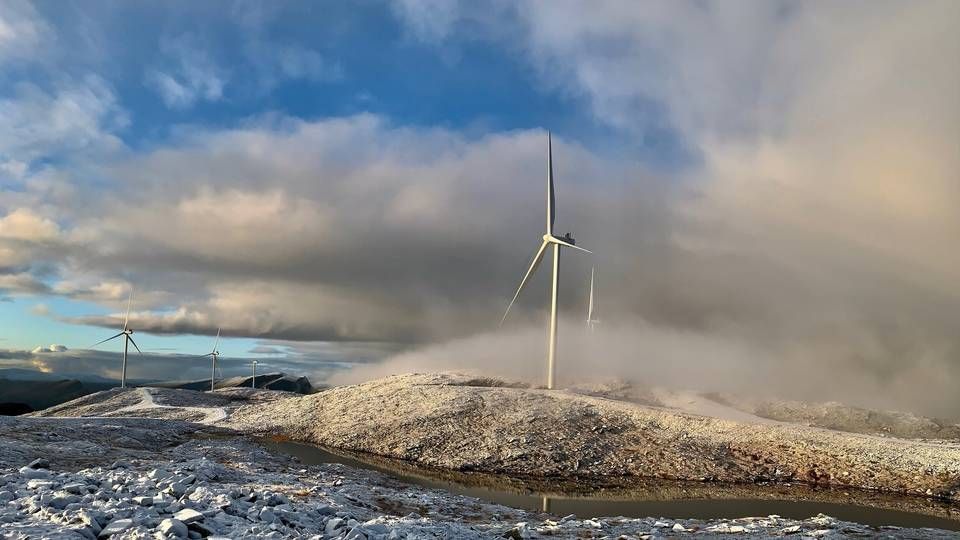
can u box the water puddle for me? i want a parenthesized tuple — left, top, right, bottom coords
(261, 439, 960, 531)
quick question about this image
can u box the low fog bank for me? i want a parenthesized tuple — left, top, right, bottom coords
(331, 319, 960, 422)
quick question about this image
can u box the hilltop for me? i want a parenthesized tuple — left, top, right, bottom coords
(34, 372, 960, 504)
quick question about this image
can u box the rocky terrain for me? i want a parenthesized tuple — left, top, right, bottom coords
(223, 373, 960, 503)
(1, 413, 957, 539)
(20, 372, 960, 537)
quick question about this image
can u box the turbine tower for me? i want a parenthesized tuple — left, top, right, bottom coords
(250, 360, 258, 389)
(501, 132, 591, 389)
(196, 328, 221, 392)
(90, 287, 142, 388)
(587, 266, 600, 331)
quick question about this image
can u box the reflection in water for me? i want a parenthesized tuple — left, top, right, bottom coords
(260, 439, 960, 531)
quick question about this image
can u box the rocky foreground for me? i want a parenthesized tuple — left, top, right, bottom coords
(1, 415, 956, 539)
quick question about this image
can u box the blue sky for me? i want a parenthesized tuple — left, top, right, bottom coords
(1, 1, 959, 417)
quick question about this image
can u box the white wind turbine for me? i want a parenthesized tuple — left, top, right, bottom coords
(501, 132, 591, 389)
(587, 266, 600, 331)
(196, 328, 222, 392)
(250, 360, 258, 389)
(90, 287, 142, 388)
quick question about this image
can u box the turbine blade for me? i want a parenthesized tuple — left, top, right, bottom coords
(588, 266, 595, 321)
(547, 132, 555, 236)
(500, 240, 549, 326)
(89, 333, 124, 349)
(549, 235, 592, 254)
(213, 327, 221, 353)
(123, 287, 133, 330)
(127, 336, 143, 355)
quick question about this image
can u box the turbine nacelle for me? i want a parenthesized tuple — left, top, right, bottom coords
(543, 233, 591, 253)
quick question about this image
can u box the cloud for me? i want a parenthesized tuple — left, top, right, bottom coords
(0, 75, 128, 166)
(0, 272, 50, 295)
(31, 344, 67, 353)
(0, 208, 59, 241)
(249, 345, 283, 355)
(43, 118, 646, 345)
(145, 33, 227, 109)
(0, 0, 50, 67)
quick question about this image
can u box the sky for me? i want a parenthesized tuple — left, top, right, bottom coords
(0, 1, 958, 416)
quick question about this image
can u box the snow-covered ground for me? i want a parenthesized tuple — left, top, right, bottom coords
(13, 373, 960, 538)
(2, 419, 957, 539)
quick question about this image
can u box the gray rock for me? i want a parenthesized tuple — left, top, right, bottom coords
(62, 482, 88, 494)
(326, 517, 345, 535)
(19, 466, 50, 479)
(0, 490, 14, 502)
(98, 518, 133, 537)
(188, 520, 217, 537)
(27, 458, 50, 469)
(159, 518, 189, 538)
(344, 527, 367, 540)
(48, 491, 81, 509)
(78, 509, 103, 534)
(259, 507, 276, 523)
(74, 526, 98, 540)
(173, 507, 204, 524)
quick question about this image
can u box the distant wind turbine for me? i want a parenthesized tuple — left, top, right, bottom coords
(501, 132, 591, 389)
(587, 266, 600, 331)
(89, 287, 142, 389)
(250, 360, 258, 389)
(195, 328, 221, 392)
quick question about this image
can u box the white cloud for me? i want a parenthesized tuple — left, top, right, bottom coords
(0, 159, 27, 181)
(0, 76, 127, 165)
(145, 34, 227, 109)
(0, 0, 50, 66)
(0, 208, 59, 241)
(0, 272, 49, 295)
(32, 344, 67, 353)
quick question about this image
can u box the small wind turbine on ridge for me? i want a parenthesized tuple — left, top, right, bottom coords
(501, 132, 591, 389)
(89, 287, 142, 388)
(196, 327, 221, 392)
(250, 360, 258, 389)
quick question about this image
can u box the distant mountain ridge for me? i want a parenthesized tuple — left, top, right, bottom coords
(152, 372, 313, 394)
(0, 368, 314, 414)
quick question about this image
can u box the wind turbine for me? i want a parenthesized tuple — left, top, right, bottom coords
(501, 132, 591, 389)
(587, 266, 600, 331)
(90, 287, 142, 388)
(196, 328, 221, 392)
(250, 360, 258, 389)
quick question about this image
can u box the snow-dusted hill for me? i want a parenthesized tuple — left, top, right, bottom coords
(7, 415, 956, 539)
(30, 373, 960, 504)
(224, 373, 960, 503)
